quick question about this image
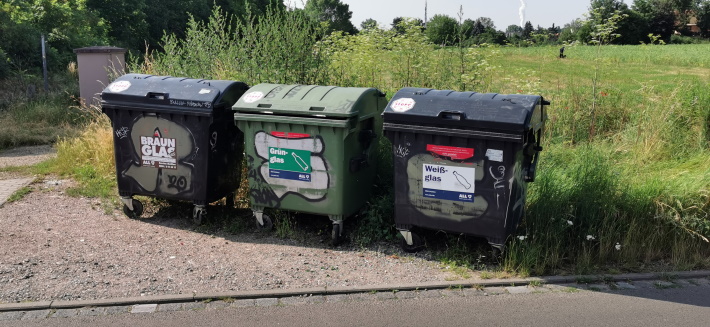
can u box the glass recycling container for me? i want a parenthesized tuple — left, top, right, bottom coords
(101, 74, 248, 224)
(233, 84, 386, 243)
(383, 88, 547, 252)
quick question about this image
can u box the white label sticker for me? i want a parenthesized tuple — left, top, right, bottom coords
(140, 134, 177, 170)
(486, 149, 503, 162)
(390, 98, 416, 112)
(422, 164, 475, 202)
(198, 88, 212, 94)
(108, 81, 131, 93)
(243, 91, 264, 103)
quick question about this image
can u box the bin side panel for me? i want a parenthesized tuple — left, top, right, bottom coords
(387, 129, 527, 245)
(206, 109, 244, 203)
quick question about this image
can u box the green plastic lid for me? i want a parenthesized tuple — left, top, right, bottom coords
(233, 84, 380, 118)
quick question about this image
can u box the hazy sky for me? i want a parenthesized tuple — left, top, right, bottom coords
(286, 0, 592, 31)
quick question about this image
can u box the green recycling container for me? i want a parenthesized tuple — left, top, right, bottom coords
(233, 84, 386, 243)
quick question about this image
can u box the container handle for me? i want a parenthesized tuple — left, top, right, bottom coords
(147, 92, 168, 100)
(438, 111, 465, 120)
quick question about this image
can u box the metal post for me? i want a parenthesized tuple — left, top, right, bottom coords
(41, 34, 48, 92)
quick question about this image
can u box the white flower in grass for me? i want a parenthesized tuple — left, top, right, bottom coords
(566, 220, 574, 226)
(517, 235, 527, 241)
(615, 242, 622, 251)
(586, 235, 596, 241)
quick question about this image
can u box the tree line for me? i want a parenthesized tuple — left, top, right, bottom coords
(0, 0, 708, 79)
(384, 0, 710, 47)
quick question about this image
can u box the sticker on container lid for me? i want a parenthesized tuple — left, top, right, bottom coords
(243, 91, 264, 103)
(390, 98, 416, 112)
(198, 88, 212, 94)
(486, 149, 503, 162)
(108, 81, 131, 93)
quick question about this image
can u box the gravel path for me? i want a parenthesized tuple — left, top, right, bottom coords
(0, 145, 55, 169)
(0, 147, 466, 303)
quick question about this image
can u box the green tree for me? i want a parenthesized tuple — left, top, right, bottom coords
(392, 17, 423, 35)
(505, 24, 523, 38)
(304, 0, 357, 35)
(522, 21, 534, 38)
(425, 14, 458, 45)
(86, 0, 149, 51)
(698, 1, 710, 37)
(361, 18, 378, 31)
(632, 0, 677, 42)
(1, 0, 108, 72)
(143, 0, 212, 48)
(475, 17, 496, 30)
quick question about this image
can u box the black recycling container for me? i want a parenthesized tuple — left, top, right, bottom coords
(383, 88, 547, 252)
(101, 74, 249, 223)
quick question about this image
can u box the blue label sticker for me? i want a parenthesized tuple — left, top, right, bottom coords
(423, 188, 474, 202)
(269, 169, 311, 182)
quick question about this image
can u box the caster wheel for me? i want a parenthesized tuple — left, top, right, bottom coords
(192, 207, 206, 225)
(256, 214, 273, 231)
(122, 199, 143, 219)
(224, 193, 235, 208)
(490, 246, 503, 260)
(401, 232, 424, 253)
(331, 224, 342, 246)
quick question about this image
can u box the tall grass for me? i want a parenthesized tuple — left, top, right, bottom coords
(0, 71, 85, 150)
(135, 6, 328, 85)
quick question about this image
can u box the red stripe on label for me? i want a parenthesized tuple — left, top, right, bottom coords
(270, 131, 311, 139)
(426, 145, 474, 160)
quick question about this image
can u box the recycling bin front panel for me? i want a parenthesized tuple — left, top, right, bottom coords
(387, 127, 529, 246)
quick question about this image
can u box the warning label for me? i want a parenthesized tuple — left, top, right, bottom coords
(140, 129, 177, 169)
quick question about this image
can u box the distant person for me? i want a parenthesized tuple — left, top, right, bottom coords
(559, 46, 566, 59)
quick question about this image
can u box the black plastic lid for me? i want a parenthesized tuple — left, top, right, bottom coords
(101, 74, 248, 113)
(383, 88, 545, 133)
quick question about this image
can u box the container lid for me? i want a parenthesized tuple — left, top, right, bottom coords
(383, 88, 545, 133)
(101, 74, 248, 113)
(233, 84, 382, 118)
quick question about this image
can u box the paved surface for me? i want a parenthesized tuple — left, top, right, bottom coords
(0, 277, 708, 326)
(0, 145, 55, 169)
(0, 178, 33, 208)
(0, 145, 55, 207)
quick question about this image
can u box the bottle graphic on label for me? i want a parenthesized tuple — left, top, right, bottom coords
(292, 152, 309, 171)
(453, 171, 471, 189)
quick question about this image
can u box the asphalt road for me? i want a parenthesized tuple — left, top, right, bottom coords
(3, 282, 709, 327)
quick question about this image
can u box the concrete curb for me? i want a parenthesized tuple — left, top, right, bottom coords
(1, 270, 708, 312)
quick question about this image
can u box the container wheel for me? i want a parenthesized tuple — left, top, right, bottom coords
(122, 199, 143, 219)
(401, 232, 424, 253)
(331, 224, 342, 246)
(224, 193, 235, 208)
(192, 207, 206, 225)
(256, 214, 273, 231)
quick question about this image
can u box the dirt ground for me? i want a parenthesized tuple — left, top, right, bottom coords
(0, 144, 479, 303)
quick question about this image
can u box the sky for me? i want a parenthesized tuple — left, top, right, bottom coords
(286, 0, 592, 31)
